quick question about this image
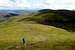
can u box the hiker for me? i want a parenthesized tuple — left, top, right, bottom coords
(22, 38, 25, 45)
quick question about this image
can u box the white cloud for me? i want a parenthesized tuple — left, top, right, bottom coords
(0, 0, 31, 9)
(0, 0, 14, 7)
(15, 0, 30, 7)
(0, 0, 75, 10)
(45, 0, 75, 10)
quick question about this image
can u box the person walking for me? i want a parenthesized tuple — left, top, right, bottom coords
(22, 38, 25, 45)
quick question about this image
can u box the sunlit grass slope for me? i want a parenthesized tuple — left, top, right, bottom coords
(0, 13, 75, 50)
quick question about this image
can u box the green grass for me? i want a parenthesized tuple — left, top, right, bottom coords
(0, 13, 75, 50)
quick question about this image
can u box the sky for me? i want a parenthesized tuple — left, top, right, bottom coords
(0, 0, 75, 10)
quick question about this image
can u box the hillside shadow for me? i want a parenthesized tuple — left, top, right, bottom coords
(43, 21, 75, 32)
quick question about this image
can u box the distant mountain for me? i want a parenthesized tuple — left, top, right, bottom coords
(0, 10, 33, 14)
(0, 9, 35, 22)
(0, 13, 19, 22)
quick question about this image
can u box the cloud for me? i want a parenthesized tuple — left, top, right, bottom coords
(0, 0, 15, 7)
(0, 0, 75, 10)
(0, 0, 31, 9)
(15, 0, 29, 7)
(45, 0, 75, 10)
(10, 0, 16, 2)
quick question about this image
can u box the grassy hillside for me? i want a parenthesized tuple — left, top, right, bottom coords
(0, 12, 75, 50)
(25, 9, 75, 31)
